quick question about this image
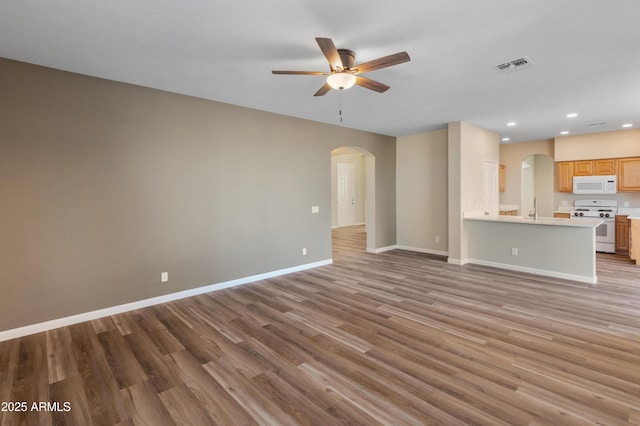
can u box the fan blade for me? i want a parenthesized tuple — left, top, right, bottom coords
(354, 51, 410, 74)
(272, 70, 328, 75)
(313, 83, 332, 96)
(355, 76, 390, 93)
(315, 37, 343, 71)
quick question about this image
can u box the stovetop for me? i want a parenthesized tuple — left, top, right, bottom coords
(571, 199, 617, 218)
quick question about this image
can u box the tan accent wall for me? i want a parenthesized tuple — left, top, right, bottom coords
(0, 58, 396, 331)
(499, 139, 554, 211)
(554, 129, 640, 161)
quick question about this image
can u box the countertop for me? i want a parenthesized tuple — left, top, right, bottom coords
(618, 207, 640, 216)
(465, 214, 604, 228)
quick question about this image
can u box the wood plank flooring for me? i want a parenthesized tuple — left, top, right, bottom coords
(2, 225, 640, 425)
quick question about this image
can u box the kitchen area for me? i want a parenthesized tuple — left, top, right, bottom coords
(498, 131, 640, 268)
(552, 161, 640, 264)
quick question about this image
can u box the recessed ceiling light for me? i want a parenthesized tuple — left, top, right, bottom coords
(502, 137, 510, 142)
(622, 123, 633, 128)
(566, 113, 578, 118)
(507, 122, 516, 126)
(560, 131, 570, 135)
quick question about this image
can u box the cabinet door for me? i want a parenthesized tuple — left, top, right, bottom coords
(631, 219, 640, 262)
(557, 162, 573, 192)
(619, 158, 640, 191)
(615, 215, 629, 253)
(499, 164, 505, 192)
(573, 160, 594, 176)
(594, 159, 617, 175)
(553, 212, 571, 219)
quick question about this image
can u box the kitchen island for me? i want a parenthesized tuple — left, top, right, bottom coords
(464, 214, 603, 284)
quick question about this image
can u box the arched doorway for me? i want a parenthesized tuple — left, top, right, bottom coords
(331, 146, 375, 252)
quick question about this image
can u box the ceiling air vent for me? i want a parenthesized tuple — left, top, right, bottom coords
(496, 57, 533, 72)
(588, 122, 608, 128)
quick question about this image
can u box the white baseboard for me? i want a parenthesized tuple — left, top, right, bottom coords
(447, 258, 469, 265)
(467, 258, 597, 284)
(0, 259, 333, 342)
(332, 222, 365, 229)
(366, 245, 398, 254)
(395, 245, 448, 257)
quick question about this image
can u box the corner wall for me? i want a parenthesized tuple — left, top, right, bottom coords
(448, 122, 500, 264)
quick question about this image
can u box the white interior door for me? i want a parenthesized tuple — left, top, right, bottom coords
(483, 160, 499, 215)
(337, 163, 356, 227)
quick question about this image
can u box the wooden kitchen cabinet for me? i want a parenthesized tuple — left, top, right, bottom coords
(557, 161, 574, 192)
(618, 158, 640, 191)
(630, 218, 640, 265)
(573, 160, 594, 176)
(499, 164, 505, 192)
(594, 159, 617, 175)
(573, 159, 617, 176)
(616, 215, 630, 254)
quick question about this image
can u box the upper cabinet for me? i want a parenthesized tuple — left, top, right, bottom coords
(594, 159, 617, 175)
(573, 160, 593, 176)
(557, 157, 640, 192)
(572, 159, 617, 176)
(619, 158, 640, 191)
(557, 161, 574, 192)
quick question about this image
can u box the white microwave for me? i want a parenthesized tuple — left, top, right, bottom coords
(573, 175, 617, 194)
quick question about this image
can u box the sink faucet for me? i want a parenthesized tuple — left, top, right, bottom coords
(529, 197, 537, 220)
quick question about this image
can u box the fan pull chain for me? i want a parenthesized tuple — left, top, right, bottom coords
(339, 89, 344, 123)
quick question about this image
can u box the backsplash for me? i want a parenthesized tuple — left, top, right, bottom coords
(554, 191, 640, 210)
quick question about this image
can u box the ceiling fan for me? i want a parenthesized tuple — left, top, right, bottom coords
(272, 37, 410, 96)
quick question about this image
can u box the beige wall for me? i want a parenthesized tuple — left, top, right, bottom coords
(555, 129, 640, 161)
(396, 129, 448, 254)
(499, 139, 554, 213)
(0, 58, 396, 331)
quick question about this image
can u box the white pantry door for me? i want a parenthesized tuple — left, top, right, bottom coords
(337, 163, 356, 227)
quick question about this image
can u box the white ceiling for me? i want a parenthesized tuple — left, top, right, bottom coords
(1, 1, 639, 142)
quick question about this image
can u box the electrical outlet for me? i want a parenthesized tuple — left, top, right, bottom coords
(511, 248, 518, 256)
(161, 272, 168, 282)
(435, 236, 440, 243)
(302, 248, 307, 255)
(311, 206, 319, 213)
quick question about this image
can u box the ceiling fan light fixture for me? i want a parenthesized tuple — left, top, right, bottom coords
(327, 72, 356, 90)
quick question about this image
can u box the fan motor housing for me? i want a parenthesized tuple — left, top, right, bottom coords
(338, 49, 355, 70)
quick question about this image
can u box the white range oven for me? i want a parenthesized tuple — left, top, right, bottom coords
(570, 199, 617, 253)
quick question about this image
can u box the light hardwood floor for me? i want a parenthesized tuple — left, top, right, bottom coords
(2, 225, 640, 425)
